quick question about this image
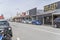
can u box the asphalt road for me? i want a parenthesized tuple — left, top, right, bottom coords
(10, 22, 60, 40)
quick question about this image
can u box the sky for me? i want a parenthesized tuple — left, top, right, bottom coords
(0, 0, 60, 19)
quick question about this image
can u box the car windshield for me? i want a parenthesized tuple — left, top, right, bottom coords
(0, 21, 9, 26)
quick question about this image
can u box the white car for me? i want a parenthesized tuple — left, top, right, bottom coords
(22, 20, 32, 24)
(22, 20, 26, 23)
(25, 20, 32, 24)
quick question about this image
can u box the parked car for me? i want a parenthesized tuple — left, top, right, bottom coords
(25, 20, 32, 24)
(22, 20, 26, 23)
(22, 20, 32, 24)
(0, 19, 13, 39)
(53, 17, 60, 28)
(32, 20, 42, 25)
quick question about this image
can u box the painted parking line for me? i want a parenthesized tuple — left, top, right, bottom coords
(16, 37, 20, 40)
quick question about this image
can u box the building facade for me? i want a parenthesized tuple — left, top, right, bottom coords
(43, 1, 60, 25)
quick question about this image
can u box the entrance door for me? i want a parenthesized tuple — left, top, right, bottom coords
(44, 16, 52, 25)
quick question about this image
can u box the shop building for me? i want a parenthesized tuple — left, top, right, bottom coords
(43, 1, 60, 25)
(36, 10, 44, 24)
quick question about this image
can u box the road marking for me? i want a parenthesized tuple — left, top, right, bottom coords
(31, 27, 60, 36)
(17, 37, 20, 40)
(23, 25, 60, 36)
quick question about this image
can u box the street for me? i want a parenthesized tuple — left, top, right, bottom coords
(10, 22, 60, 40)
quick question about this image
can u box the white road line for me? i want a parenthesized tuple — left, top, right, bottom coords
(23, 25, 60, 36)
(31, 27, 60, 36)
(17, 37, 20, 40)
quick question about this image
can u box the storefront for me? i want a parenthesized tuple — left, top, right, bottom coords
(44, 1, 60, 25)
(28, 8, 37, 20)
(12, 16, 21, 22)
